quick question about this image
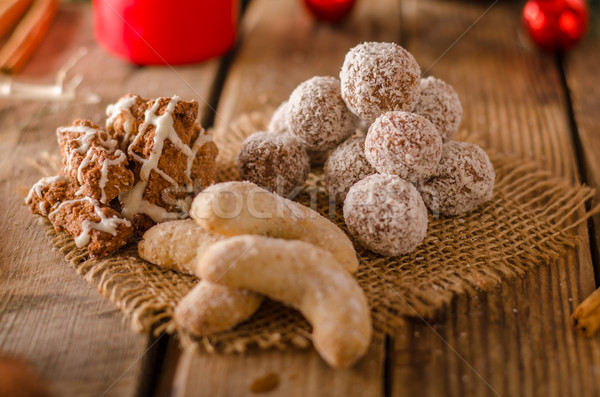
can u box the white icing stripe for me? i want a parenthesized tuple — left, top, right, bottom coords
(59, 123, 128, 203)
(26, 175, 66, 203)
(98, 151, 127, 203)
(49, 196, 130, 248)
(77, 150, 98, 185)
(128, 151, 177, 186)
(122, 96, 193, 222)
(58, 125, 118, 154)
(25, 175, 69, 214)
(106, 96, 137, 127)
(117, 96, 213, 222)
(106, 95, 139, 151)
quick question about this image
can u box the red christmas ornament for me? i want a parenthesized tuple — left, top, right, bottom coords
(302, 0, 356, 23)
(522, 0, 589, 52)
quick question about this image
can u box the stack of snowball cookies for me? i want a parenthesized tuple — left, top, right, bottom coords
(238, 41, 496, 256)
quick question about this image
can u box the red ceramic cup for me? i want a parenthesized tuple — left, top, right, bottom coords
(93, 0, 239, 65)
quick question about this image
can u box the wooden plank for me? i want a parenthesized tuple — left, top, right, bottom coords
(391, 1, 600, 396)
(168, 0, 401, 395)
(0, 3, 221, 396)
(172, 341, 384, 397)
(154, 338, 182, 397)
(563, 13, 600, 262)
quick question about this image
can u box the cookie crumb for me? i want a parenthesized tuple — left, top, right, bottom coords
(250, 372, 280, 394)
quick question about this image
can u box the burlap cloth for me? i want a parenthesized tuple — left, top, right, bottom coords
(31, 112, 597, 353)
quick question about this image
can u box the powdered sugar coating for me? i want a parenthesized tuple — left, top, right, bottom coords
(343, 174, 428, 256)
(286, 76, 357, 151)
(267, 100, 289, 133)
(324, 136, 376, 202)
(365, 111, 442, 182)
(413, 76, 462, 142)
(340, 42, 421, 121)
(237, 131, 310, 197)
(418, 141, 495, 216)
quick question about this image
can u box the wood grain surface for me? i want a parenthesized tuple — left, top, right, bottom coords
(563, 13, 600, 265)
(2, 1, 600, 396)
(391, 1, 600, 396)
(172, 341, 385, 397)
(0, 4, 220, 397)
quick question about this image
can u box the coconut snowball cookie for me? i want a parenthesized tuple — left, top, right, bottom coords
(418, 141, 495, 216)
(364, 111, 442, 183)
(324, 136, 376, 203)
(344, 174, 428, 256)
(340, 42, 421, 122)
(413, 76, 463, 142)
(286, 76, 357, 151)
(267, 100, 332, 166)
(267, 100, 289, 133)
(237, 131, 310, 197)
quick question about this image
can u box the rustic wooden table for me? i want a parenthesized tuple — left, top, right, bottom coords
(1, 0, 600, 396)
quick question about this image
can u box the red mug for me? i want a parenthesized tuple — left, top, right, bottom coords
(93, 0, 239, 65)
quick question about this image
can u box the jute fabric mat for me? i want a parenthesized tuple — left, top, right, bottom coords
(31, 112, 597, 353)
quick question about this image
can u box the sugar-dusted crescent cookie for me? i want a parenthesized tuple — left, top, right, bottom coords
(175, 280, 263, 336)
(138, 220, 263, 336)
(190, 181, 359, 273)
(195, 235, 372, 368)
(138, 219, 224, 275)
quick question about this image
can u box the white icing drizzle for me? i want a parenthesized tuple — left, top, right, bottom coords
(25, 175, 69, 215)
(106, 95, 139, 151)
(59, 124, 127, 203)
(98, 151, 127, 203)
(48, 196, 130, 248)
(76, 150, 99, 185)
(59, 125, 118, 161)
(120, 96, 198, 222)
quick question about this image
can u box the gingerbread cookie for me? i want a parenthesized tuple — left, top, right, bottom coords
(57, 119, 133, 204)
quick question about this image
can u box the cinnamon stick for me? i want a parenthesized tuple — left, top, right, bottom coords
(571, 286, 600, 337)
(0, 0, 34, 40)
(0, 0, 58, 74)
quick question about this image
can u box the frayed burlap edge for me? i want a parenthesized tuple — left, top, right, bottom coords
(29, 111, 600, 354)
